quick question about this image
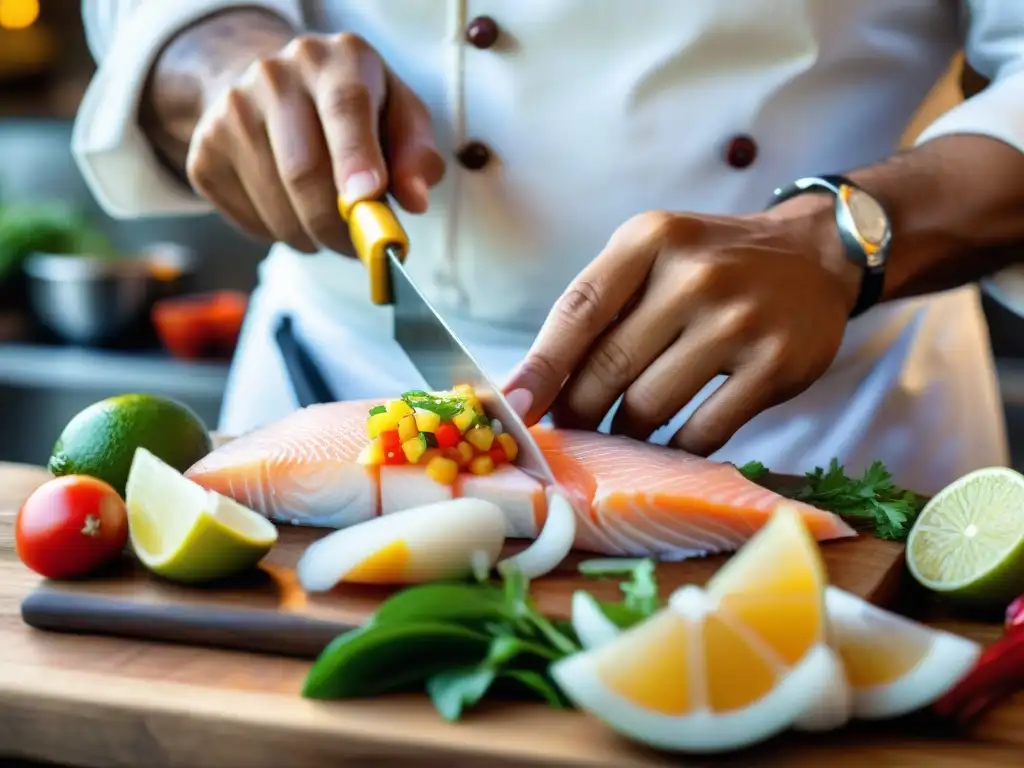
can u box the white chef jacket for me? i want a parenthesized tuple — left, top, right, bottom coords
(74, 0, 1022, 495)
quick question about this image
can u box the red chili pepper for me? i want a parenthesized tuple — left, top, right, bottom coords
(434, 423, 461, 450)
(933, 626, 1024, 725)
(1006, 594, 1024, 631)
(489, 444, 508, 465)
(379, 430, 405, 465)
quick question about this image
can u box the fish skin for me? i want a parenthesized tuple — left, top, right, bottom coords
(186, 400, 856, 558)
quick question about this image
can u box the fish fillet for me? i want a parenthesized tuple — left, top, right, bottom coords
(186, 400, 855, 558)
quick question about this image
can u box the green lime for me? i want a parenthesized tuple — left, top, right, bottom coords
(906, 466, 1024, 609)
(125, 447, 277, 583)
(49, 394, 212, 498)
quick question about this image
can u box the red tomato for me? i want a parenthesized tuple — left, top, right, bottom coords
(434, 422, 462, 450)
(15, 475, 129, 580)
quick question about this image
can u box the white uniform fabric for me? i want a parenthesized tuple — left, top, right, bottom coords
(74, 0, 1020, 495)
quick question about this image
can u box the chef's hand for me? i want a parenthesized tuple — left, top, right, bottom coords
(186, 33, 445, 254)
(504, 206, 862, 456)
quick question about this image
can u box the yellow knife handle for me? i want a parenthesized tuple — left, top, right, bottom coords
(338, 197, 410, 306)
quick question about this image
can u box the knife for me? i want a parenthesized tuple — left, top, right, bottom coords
(338, 196, 557, 486)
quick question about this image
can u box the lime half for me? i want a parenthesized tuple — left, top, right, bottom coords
(124, 447, 278, 583)
(906, 466, 1024, 608)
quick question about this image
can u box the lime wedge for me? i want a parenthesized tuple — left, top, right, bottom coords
(906, 466, 1024, 608)
(124, 447, 278, 583)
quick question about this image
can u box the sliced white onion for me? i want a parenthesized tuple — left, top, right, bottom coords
(497, 487, 576, 579)
(793, 671, 853, 732)
(571, 590, 622, 650)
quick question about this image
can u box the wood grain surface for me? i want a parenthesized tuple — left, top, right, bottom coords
(1, 462, 1022, 768)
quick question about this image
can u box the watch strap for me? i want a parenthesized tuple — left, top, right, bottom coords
(770, 175, 887, 318)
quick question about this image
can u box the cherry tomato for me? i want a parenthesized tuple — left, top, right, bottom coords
(489, 444, 508, 465)
(15, 475, 129, 580)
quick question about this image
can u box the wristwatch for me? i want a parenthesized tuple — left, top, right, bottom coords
(769, 175, 892, 318)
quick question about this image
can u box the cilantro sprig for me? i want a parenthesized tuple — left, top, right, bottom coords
(738, 458, 925, 541)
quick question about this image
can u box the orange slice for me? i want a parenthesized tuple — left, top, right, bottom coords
(824, 587, 981, 718)
(553, 507, 844, 753)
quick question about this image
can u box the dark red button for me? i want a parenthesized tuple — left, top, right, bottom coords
(465, 16, 499, 49)
(725, 134, 758, 169)
(456, 141, 491, 171)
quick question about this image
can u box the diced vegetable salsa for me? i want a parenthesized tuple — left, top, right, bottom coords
(357, 386, 519, 484)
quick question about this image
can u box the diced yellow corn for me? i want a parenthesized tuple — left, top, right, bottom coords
(367, 411, 399, 439)
(453, 384, 475, 395)
(402, 435, 428, 463)
(357, 438, 384, 465)
(496, 433, 519, 462)
(468, 454, 495, 476)
(450, 441, 474, 467)
(397, 414, 419, 443)
(452, 408, 477, 433)
(465, 425, 495, 452)
(386, 399, 414, 418)
(414, 409, 441, 432)
(421, 447, 443, 465)
(465, 395, 484, 414)
(425, 455, 459, 485)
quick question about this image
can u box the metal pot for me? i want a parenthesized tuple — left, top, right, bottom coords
(23, 243, 199, 347)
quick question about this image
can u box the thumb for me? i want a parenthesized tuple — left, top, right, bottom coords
(383, 77, 446, 214)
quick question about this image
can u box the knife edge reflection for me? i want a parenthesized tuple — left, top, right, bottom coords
(388, 248, 557, 486)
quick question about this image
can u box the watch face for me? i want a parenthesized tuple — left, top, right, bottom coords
(845, 188, 889, 248)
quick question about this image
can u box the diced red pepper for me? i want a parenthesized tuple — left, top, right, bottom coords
(933, 626, 1024, 724)
(379, 430, 405, 465)
(434, 422, 462, 450)
(489, 443, 508, 465)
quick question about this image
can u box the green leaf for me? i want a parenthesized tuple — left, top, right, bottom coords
(427, 666, 497, 722)
(769, 457, 925, 541)
(738, 461, 769, 481)
(619, 558, 659, 617)
(591, 598, 649, 630)
(370, 582, 511, 628)
(499, 669, 572, 709)
(400, 390, 467, 420)
(577, 557, 650, 576)
(302, 621, 490, 700)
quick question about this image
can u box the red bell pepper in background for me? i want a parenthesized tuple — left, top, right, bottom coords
(933, 622, 1024, 725)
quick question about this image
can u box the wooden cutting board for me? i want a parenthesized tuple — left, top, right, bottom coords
(21, 524, 907, 659)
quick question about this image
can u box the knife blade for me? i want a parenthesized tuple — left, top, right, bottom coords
(339, 197, 557, 486)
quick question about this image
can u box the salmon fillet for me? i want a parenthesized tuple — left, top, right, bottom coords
(186, 399, 855, 559)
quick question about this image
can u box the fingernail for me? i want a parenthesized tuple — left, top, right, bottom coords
(342, 171, 380, 206)
(505, 388, 533, 419)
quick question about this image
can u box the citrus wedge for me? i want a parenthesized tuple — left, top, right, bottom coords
(125, 447, 278, 583)
(906, 466, 1024, 607)
(553, 506, 845, 753)
(823, 587, 981, 719)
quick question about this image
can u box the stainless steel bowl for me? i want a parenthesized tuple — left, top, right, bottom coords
(23, 243, 199, 346)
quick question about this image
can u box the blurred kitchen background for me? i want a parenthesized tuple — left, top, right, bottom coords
(1, 1, 1024, 469)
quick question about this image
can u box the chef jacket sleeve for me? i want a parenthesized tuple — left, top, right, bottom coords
(914, 1, 1024, 152)
(913, 1, 1024, 316)
(74, 0, 304, 219)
